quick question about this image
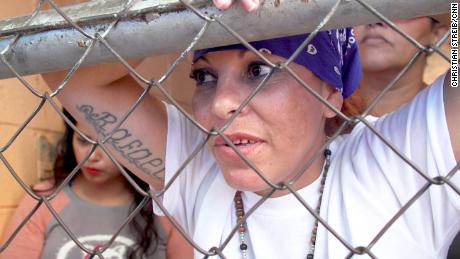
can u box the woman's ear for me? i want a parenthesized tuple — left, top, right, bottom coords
(322, 84, 344, 119)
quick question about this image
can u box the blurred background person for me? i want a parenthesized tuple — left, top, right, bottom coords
(1, 110, 190, 259)
(339, 14, 449, 119)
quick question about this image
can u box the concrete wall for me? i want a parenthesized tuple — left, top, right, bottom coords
(0, 1, 66, 241)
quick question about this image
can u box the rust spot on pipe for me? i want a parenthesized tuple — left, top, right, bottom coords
(77, 39, 88, 47)
(144, 12, 160, 23)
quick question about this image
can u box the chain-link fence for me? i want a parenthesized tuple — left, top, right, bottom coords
(0, 0, 455, 258)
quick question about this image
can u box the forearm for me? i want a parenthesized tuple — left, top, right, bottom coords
(1, 200, 45, 259)
(44, 65, 167, 189)
(159, 216, 194, 259)
(41, 59, 142, 92)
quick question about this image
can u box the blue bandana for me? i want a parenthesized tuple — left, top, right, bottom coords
(193, 29, 361, 98)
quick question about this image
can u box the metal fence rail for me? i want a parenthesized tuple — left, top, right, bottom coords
(0, 0, 449, 78)
(0, 0, 455, 258)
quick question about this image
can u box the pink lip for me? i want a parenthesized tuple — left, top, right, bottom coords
(84, 167, 100, 176)
(360, 34, 390, 46)
(213, 133, 265, 161)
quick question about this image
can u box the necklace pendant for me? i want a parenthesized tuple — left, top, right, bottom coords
(306, 254, 314, 259)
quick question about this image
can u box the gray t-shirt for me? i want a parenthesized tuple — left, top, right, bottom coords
(41, 185, 166, 259)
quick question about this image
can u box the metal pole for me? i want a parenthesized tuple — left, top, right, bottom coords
(0, 0, 449, 79)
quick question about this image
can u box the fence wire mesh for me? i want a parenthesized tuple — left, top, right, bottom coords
(0, 0, 455, 258)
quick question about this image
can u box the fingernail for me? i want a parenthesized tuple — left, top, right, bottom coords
(245, 0, 259, 12)
(213, 0, 232, 9)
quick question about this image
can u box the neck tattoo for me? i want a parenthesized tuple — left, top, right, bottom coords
(233, 148, 332, 259)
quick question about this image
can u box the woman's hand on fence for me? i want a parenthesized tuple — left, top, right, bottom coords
(213, 0, 260, 12)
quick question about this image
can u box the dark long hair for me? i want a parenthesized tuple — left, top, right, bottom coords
(41, 110, 159, 259)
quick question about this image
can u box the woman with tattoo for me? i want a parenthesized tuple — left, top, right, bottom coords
(1, 111, 191, 259)
(41, 1, 459, 258)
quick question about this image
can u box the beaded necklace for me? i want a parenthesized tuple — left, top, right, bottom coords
(233, 149, 332, 259)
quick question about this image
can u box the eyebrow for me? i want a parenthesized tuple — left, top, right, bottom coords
(195, 49, 250, 64)
(194, 55, 209, 64)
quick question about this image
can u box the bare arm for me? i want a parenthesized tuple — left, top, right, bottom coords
(444, 70, 460, 161)
(42, 62, 167, 190)
(0, 195, 46, 259)
(159, 216, 194, 259)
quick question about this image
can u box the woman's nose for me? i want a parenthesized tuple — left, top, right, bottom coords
(211, 76, 249, 120)
(87, 145, 103, 162)
(367, 22, 386, 28)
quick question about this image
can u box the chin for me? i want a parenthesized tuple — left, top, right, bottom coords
(222, 168, 273, 192)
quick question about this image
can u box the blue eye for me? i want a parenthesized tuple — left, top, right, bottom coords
(248, 62, 272, 79)
(190, 69, 217, 87)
